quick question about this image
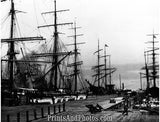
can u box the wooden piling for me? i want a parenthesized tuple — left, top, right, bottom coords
(54, 106, 56, 114)
(48, 106, 50, 115)
(63, 103, 65, 112)
(26, 111, 29, 122)
(41, 107, 44, 118)
(58, 104, 61, 113)
(4, 103, 66, 122)
(34, 109, 37, 120)
(7, 114, 10, 122)
(17, 112, 20, 122)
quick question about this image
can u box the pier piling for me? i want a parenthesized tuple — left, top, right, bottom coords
(4, 103, 65, 122)
(63, 103, 65, 112)
(58, 104, 61, 113)
(54, 106, 56, 114)
(26, 111, 29, 122)
(7, 114, 10, 122)
(34, 109, 37, 120)
(17, 112, 20, 122)
(48, 106, 50, 115)
(41, 107, 44, 118)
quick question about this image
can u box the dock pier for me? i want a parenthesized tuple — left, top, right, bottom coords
(3, 103, 65, 122)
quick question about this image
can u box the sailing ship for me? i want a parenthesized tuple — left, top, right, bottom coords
(1, 0, 47, 105)
(66, 21, 88, 94)
(86, 40, 116, 95)
(35, 0, 88, 94)
(133, 32, 159, 114)
(140, 33, 159, 98)
(1, 0, 87, 105)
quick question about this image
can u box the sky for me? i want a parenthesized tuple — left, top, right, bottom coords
(1, 0, 160, 67)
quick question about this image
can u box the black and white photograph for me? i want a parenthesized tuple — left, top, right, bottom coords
(1, 0, 159, 122)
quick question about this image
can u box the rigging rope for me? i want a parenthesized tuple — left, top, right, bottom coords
(1, 13, 10, 26)
(33, 0, 42, 36)
(41, 14, 52, 34)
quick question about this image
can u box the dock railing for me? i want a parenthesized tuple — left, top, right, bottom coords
(4, 102, 65, 122)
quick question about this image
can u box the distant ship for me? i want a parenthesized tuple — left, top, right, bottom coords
(140, 33, 159, 98)
(86, 40, 116, 95)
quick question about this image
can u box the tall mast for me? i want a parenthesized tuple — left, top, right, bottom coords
(9, 0, 15, 91)
(152, 34, 156, 87)
(144, 52, 149, 89)
(38, 0, 73, 91)
(93, 40, 102, 87)
(99, 44, 109, 88)
(67, 21, 84, 92)
(74, 22, 78, 92)
(119, 74, 121, 90)
(104, 45, 108, 87)
(104, 45, 107, 86)
(109, 55, 111, 85)
(97, 40, 100, 87)
(139, 73, 142, 90)
(52, 0, 58, 90)
(146, 33, 158, 88)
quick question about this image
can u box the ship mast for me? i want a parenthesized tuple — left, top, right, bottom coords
(97, 40, 100, 87)
(9, 0, 15, 91)
(67, 21, 84, 92)
(38, 0, 72, 91)
(151, 34, 156, 87)
(72, 22, 83, 92)
(119, 74, 121, 90)
(1, 0, 45, 91)
(144, 52, 149, 89)
(139, 73, 142, 90)
(74, 22, 78, 92)
(51, 0, 58, 90)
(109, 55, 111, 85)
(92, 40, 103, 87)
(104, 44, 108, 87)
(146, 33, 159, 88)
(91, 41, 116, 94)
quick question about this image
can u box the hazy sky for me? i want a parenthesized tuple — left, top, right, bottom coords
(1, 0, 160, 67)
